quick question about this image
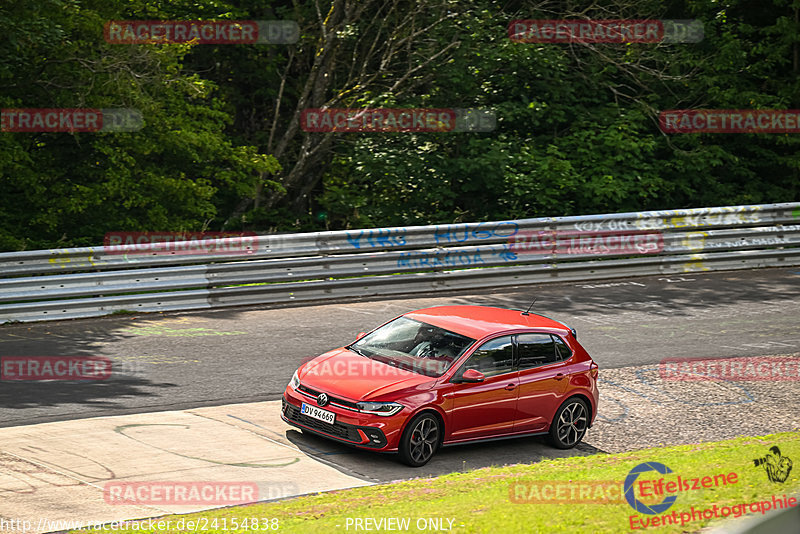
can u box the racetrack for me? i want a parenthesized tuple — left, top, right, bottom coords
(1, 267, 799, 531)
(2, 267, 799, 427)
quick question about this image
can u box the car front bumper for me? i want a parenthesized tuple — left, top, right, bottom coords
(281, 387, 402, 451)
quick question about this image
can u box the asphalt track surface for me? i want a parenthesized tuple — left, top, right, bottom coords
(2, 267, 800, 429)
(1, 267, 800, 532)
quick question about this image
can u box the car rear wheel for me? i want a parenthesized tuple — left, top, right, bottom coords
(399, 413, 440, 467)
(549, 398, 589, 449)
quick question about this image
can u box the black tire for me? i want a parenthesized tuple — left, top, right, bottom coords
(398, 412, 441, 467)
(548, 398, 589, 449)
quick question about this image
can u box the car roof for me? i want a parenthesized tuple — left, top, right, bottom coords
(403, 305, 569, 340)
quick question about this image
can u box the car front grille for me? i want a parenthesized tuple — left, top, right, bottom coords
(283, 401, 360, 442)
(282, 398, 388, 448)
(298, 384, 360, 410)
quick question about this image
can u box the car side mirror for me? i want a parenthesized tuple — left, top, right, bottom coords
(355, 332, 367, 340)
(458, 369, 485, 383)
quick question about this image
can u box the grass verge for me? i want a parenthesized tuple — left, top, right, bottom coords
(73, 430, 800, 534)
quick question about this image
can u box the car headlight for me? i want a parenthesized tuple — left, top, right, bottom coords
(289, 370, 300, 390)
(356, 401, 404, 416)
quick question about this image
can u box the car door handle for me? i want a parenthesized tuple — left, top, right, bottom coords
(504, 383, 516, 391)
(554, 373, 565, 380)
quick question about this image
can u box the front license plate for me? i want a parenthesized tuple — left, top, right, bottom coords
(301, 403, 336, 424)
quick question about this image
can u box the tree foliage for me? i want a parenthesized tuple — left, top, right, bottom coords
(0, 0, 798, 250)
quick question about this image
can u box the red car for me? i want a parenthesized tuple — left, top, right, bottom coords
(281, 305, 599, 466)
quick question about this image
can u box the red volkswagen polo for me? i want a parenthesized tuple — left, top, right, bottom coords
(281, 305, 599, 466)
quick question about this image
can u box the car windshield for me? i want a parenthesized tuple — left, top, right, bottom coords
(349, 316, 476, 378)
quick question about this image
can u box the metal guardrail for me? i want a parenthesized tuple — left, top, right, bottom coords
(1, 202, 799, 323)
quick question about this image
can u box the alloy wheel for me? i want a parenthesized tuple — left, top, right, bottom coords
(408, 416, 439, 464)
(556, 400, 587, 447)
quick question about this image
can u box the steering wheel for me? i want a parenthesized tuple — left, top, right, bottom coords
(411, 341, 437, 358)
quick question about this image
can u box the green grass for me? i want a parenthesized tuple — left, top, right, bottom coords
(74, 431, 800, 534)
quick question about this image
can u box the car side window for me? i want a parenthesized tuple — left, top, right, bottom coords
(553, 335, 572, 360)
(517, 333, 560, 369)
(461, 336, 514, 377)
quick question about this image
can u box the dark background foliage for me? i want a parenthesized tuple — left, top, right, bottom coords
(1, 0, 798, 250)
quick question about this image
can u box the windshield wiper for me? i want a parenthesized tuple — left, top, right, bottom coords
(348, 345, 369, 357)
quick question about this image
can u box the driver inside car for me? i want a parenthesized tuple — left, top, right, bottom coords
(410, 329, 456, 361)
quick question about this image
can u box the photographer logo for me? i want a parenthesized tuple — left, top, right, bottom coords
(624, 462, 678, 515)
(753, 446, 793, 483)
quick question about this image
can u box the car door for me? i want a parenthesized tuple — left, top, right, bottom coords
(513, 333, 569, 433)
(447, 335, 519, 441)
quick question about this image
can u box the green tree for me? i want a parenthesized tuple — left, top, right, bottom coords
(0, 0, 279, 250)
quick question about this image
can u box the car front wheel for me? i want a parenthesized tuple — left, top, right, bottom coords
(399, 413, 440, 467)
(549, 398, 589, 449)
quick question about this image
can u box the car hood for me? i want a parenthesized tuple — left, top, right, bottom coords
(298, 348, 436, 401)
